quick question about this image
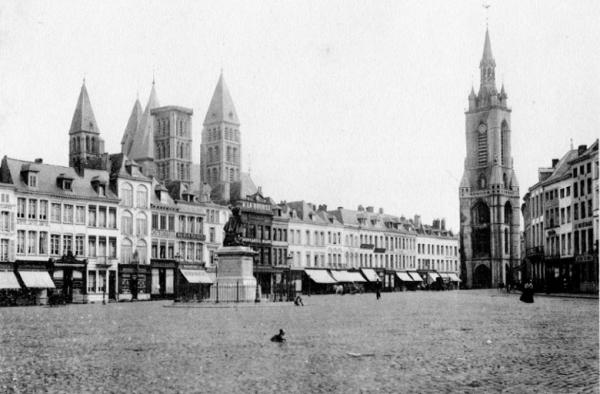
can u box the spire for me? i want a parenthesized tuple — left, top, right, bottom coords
(203, 72, 239, 126)
(481, 27, 494, 63)
(469, 86, 476, 99)
(69, 81, 100, 135)
(129, 81, 160, 160)
(121, 98, 143, 154)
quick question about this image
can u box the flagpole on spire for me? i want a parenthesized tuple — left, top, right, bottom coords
(483, 1, 491, 27)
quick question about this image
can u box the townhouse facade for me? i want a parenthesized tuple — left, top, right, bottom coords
(522, 140, 598, 293)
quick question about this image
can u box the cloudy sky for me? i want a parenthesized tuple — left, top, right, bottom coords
(0, 0, 598, 231)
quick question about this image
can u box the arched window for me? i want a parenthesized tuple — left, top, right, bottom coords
(479, 173, 487, 189)
(121, 210, 133, 235)
(471, 201, 491, 257)
(503, 173, 508, 188)
(121, 183, 133, 207)
(136, 240, 147, 264)
(91, 137, 96, 153)
(136, 185, 148, 208)
(501, 120, 509, 165)
(477, 123, 487, 166)
(136, 212, 147, 236)
(504, 228, 509, 254)
(472, 201, 490, 225)
(504, 201, 513, 225)
(86, 136, 90, 153)
(121, 238, 133, 264)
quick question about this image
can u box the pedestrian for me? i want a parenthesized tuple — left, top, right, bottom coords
(271, 329, 286, 343)
(519, 280, 534, 303)
(294, 295, 303, 306)
(376, 278, 381, 300)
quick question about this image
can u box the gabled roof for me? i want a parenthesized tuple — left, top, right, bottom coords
(203, 72, 239, 126)
(542, 149, 578, 185)
(69, 82, 100, 135)
(121, 98, 143, 155)
(0, 156, 118, 201)
(108, 153, 151, 181)
(129, 83, 159, 161)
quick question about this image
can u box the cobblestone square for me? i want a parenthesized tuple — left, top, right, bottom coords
(0, 290, 597, 393)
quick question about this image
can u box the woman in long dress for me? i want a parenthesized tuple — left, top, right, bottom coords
(520, 280, 534, 303)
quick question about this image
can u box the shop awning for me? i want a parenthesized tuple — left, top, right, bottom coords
(428, 272, 441, 281)
(180, 269, 213, 284)
(396, 272, 414, 282)
(449, 273, 462, 282)
(0, 271, 21, 289)
(329, 270, 366, 282)
(19, 271, 55, 289)
(408, 272, 423, 281)
(440, 273, 451, 280)
(360, 268, 379, 282)
(305, 269, 337, 284)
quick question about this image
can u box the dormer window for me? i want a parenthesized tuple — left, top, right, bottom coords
(63, 179, 72, 190)
(28, 173, 37, 188)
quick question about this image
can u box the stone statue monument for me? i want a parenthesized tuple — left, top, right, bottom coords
(223, 206, 244, 246)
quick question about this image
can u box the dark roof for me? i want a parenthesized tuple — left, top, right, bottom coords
(1, 156, 118, 201)
(69, 82, 100, 135)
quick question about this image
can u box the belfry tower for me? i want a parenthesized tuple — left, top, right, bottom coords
(459, 28, 520, 288)
(200, 72, 241, 202)
(68, 80, 106, 170)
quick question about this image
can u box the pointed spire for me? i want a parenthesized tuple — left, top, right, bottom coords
(203, 72, 239, 126)
(121, 98, 143, 154)
(69, 81, 100, 135)
(482, 27, 494, 62)
(469, 86, 476, 99)
(129, 81, 159, 160)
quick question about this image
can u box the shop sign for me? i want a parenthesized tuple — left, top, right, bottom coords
(576, 221, 593, 229)
(575, 254, 593, 262)
(176, 232, 205, 241)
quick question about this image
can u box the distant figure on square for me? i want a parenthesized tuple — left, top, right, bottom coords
(376, 278, 381, 300)
(294, 295, 303, 306)
(271, 329, 286, 342)
(520, 280, 534, 304)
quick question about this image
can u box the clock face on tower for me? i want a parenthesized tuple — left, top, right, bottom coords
(478, 123, 487, 134)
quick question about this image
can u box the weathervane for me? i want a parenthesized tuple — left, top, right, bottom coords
(483, 1, 491, 26)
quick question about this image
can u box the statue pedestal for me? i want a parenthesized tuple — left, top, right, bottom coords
(211, 246, 258, 302)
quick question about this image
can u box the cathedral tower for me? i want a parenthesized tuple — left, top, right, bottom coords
(69, 80, 106, 170)
(200, 72, 241, 202)
(459, 28, 520, 288)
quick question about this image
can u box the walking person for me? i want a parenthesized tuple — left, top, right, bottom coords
(520, 280, 534, 303)
(375, 278, 381, 300)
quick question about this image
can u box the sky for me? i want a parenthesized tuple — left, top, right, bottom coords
(0, 0, 598, 232)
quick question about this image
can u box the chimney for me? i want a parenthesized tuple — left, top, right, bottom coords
(414, 215, 421, 226)
(441, 218, 446, 231)
(257, 186, 262, 194)
(433, 219, 440, 229)
(378, 208, 384, 214)
(366, 206, 374, 213)
(358, 205, 364, 211)
(34, 158, 43, 164)
(552, 158, 559, 168)
(578, 144, 587, 155)
(318, 204, 327, 211)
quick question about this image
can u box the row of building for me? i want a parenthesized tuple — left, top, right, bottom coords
(521, 140, 599, 293)
(0, 72, 459, 305)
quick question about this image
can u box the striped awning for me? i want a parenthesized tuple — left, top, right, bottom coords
(360, 268, 379, 282)
(329, 270, 367, 283)
(19, 271, 55, 289)
(396, 272, 414, 282)
(0, 271, 21, 289)
(407, 272, 423, 281)
(449, 273, 462, 282)
(180, 269, 213, 284)
(305, 269, 337, 284)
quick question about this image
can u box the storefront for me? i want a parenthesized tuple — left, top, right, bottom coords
(51, 253, 87, 303)
(395, 271, 419, 291)
(0, 266, 24, 306)
(304, 269, 337, 294)
(177, 265, 213, 301)
(119, 264, 151, 301)
(150, 259, 177, 299)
